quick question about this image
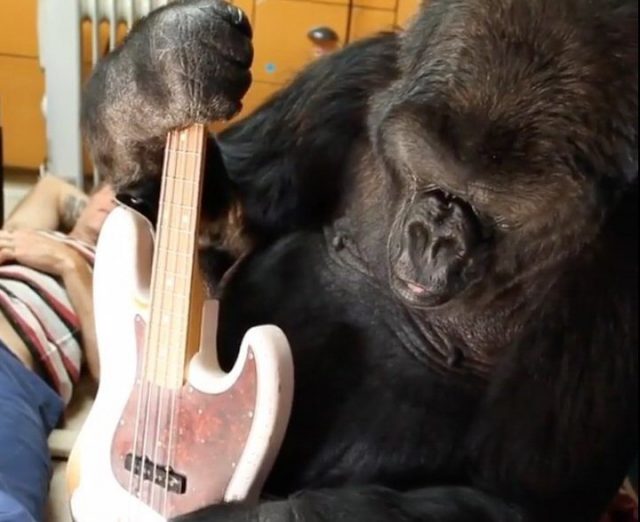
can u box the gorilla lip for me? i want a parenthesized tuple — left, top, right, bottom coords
(406, 280, 428, 295)
(391, 272, 450, 308)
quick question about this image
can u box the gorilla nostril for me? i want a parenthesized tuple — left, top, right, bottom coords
(430, 238, 443, 260)
(434, 192, 453, 211)
(429, 237, 455, 261)
(407, 221, 429, 257)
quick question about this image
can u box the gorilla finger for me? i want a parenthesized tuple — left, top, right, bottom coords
(185, 65, 251, 121)
(213, 66, 252, 118)
(197, 11, 254, 68)
(177, 0, 252, 38)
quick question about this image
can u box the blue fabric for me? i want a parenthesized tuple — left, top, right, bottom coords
(0, 341, 64, 522)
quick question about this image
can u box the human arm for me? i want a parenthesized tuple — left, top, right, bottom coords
(0, 229, 100, 379)
(3, 175, 88, 233)
(58, 254, 100, 380)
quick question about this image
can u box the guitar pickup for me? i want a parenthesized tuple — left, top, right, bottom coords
(124, 453, 187, 494)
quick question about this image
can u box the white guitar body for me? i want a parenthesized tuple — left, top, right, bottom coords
(67, 205, 294, 522)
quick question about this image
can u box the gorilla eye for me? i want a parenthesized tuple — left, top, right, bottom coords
(495, 218, 512, 231)
(482, 129, 517, 167)
(477, 148, 503, 167)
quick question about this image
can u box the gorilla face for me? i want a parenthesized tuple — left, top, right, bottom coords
(371, 0, 637, 309)
(387, 180, 492, 308)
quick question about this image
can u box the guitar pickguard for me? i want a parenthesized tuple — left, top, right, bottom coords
(110, 315, 258, 518)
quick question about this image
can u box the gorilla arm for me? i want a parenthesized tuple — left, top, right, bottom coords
(81, 0, 253, 189)
(172, 486, 521, 522)
(82, 2, 398, 238)
(215, 33, 399, 238)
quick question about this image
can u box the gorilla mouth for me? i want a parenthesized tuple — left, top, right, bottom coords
(390, 187, 489, 308)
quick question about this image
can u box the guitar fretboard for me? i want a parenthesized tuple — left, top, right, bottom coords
(144, 124, 207, 389)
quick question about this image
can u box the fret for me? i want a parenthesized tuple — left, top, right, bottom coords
(154, 257, 194, 273)
(155, 246, 194, 257)
(156, 196, 199, 210)
(161, 225, 194, 240)
(148, 268, 189, 280)
(165, 149, 203, 157)
(156, 230, 195, 245)
(156, 202, 199, 212)
(163, 172, 201, 181)
(165, 145, 204, 156)
(156, 302, 189, 315)
(157, 209, 197, 222)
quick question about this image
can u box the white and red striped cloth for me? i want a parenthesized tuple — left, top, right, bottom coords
(0, 230, 95, 405)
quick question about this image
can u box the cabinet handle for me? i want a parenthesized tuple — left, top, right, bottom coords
(307, 26, 340, 45)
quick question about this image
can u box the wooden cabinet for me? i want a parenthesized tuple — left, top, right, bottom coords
(396, 0, 422, 27)
(0, 1, 38, 58)
(353, 0, 397, 10)
(243, 0, 400, 128)
(252, 0, 349, 84)
(0, 0, 43, 169)
(0, 0, 424, 170)
(0, 55, 45, 168)
(230, 0, 254, 20)
(288, 0, 396, 8)
(349, 7, 396, 41)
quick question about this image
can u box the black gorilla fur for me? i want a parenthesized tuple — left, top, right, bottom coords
(82, 0, 638, 520)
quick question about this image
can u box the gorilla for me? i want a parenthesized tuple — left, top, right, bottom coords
(81, 0, 638, 520)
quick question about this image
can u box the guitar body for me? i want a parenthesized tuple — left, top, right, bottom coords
(67, 204, 294, 521)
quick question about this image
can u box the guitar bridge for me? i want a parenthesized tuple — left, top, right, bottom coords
(124, 453, 187, 494)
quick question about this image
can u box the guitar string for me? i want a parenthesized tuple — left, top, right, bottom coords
(140, 129, 176, 512)
(166, 126, 192, 512)
(163, 125, 201, 515)
(150, 127, 185, 514)
(126, 130, 174, 515)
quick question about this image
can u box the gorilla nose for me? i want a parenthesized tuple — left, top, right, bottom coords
(404, 189, 481, 266)
(406, 218, 454, 267)
(422, 190, 455, 216)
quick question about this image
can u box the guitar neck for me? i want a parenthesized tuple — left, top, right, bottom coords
(144, 124, 208, 389)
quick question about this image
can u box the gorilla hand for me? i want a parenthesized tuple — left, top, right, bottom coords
(131, 0, 253, 124)
(82, 0, 253, 186)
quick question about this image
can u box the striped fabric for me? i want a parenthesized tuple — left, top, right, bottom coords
(0, 230, 95, 405)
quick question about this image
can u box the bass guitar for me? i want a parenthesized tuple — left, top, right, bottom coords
(67, 124, 294, 521)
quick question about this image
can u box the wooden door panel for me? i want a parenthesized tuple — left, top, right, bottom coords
(396, 0, 421, 27)
(349, 7, 396, 41)
(0, 0, 38, 57)
(0, 55, 45, 168)
(252, 0, 348, 84)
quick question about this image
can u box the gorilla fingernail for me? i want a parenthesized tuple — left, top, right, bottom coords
(227, 4, 244, 26)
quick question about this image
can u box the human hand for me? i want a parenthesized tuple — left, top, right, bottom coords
(0, 229, 86, 275)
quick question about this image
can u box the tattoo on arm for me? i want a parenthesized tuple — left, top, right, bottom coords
(60, 195, 88, 232)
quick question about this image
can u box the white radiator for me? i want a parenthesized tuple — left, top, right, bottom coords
(38, 0, 171, 188)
